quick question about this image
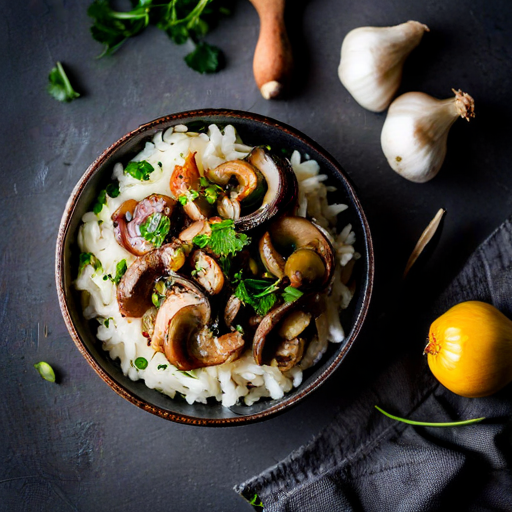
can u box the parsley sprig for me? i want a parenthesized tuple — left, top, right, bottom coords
(234, 277, 280, 316)
(87, 0, 230, 73)
(93, 182, 120, 214)
(193, 220, 250, 258)
(140, 213, 171, 248)
(47, 62, 80, 103)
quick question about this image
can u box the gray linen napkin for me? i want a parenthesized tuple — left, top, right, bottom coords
(235, 218, 512, 511)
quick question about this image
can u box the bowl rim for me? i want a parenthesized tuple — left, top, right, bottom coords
(55, 108, 374, 426)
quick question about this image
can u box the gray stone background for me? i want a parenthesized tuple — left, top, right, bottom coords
(1, 0, 511, 510)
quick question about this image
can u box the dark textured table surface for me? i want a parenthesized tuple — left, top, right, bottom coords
(2, 0, 512, 510)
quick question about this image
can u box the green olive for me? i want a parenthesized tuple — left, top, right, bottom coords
(284, 248, 326, 288)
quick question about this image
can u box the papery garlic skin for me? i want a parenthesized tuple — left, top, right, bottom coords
(381, 89, 475, 183)
(338, 21, 429, 112)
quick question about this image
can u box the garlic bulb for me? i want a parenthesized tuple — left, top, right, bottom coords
(381, 89, 475, 183)
(338, 21, 429, 112)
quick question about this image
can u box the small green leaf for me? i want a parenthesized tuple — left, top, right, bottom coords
(34, 362, 56, 382)
(184, 42, 222, 74)
(178, 195, 188, 206)
(140, 213, 171, 248)
(134, 357, 148, 370)
(79, 252, 102, 274)
(282, 286, 303, 303)
(106, 182, 120, 198)
(47, 62, 80, 103)
(375, 406, 485, 427)
(124, 160, 154, 181)
(157, 364, 168, 371)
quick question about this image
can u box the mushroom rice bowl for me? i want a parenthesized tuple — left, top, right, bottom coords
(75, 123, 358, 408)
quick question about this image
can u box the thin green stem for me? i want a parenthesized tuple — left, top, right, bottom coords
(375, 406, 485, 427)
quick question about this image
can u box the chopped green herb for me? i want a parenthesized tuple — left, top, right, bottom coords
(152, 292, 162, 308)
(193, 219, 250, 259)
(106, 182, 120, 198)
(124, 160, 154, 181)
(199, 176, 223, 204)
(157, 364, 168, 370)
(282, 286, 304, 303)
(140, 213, 171, 248)
(104, 259, 127, 285)
(235, 324, 244, 334)
(47, 62, 80, 102)
(248, 493, 264, 508)
(134, 357, 149, 370)
(185, 41, 221, 73)
(103, 317, 114, 328)
(234, 277, 280, 317)
(93, 189, 107, 215)
(79, 252, 102, 274)
(34, 362, 56, 383)
(375, 406, 485, 427)
(178, 195, 188, 206)
(191, 262, 205, 277)
(178, 370, 198, 379)
(157, 161, 163, 167)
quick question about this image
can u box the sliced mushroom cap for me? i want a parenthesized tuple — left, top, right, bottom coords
(151, 282, 244, 371)
(170, 152, 212, 220)
(112, 194, 176, 256)
(269, 216, 335, 287)
(117, 241, 187, 317)
(206, 160, 263, 202)
(274, 337, 306, 372)
(190, 250, 225, 295)
(179, 219, 211, 242)
(259, 231, 285, 278)
(235, 147, 298, 232)
(217, 194, 241, 221)
(224, 294, 242, 328)
(253, 294, 317, 367)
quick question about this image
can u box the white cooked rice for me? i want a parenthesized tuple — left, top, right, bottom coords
(75, 124, 359, 407)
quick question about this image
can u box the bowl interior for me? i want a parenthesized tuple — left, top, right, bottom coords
(57, 110, 374, 426)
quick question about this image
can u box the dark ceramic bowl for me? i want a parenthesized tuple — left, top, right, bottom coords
(56, 109, 374, 426)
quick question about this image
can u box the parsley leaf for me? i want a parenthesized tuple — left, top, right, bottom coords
(234, 277, 280, 316)
(199, 176, 222, 204)
(204, 220, 251, 257)
(106, 182, 120, 198)
(124, 160, 154, 181)
(79, 252, 102, 274)
(184, 41, 221, 73)
(47, 62, 80, 103)
(87, 0, 151, 58)
(140, 213, 170, 248)
(93, 182, 120, 214)
(157, 364, 168, 370)
(112, 259, 127, 285)
(282, 286, 304, 303)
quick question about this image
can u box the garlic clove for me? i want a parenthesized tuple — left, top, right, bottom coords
(338, 21, 429, 112)
(381, 89, 475, 183)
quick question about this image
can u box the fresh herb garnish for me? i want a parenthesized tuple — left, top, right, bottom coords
(103, 317, 114, 328)
(375, 406, 485, 427)
(191, 262, 205, 277)
(157, 364, 168, 370)
(282, 286, 304, 303)
(235, 324, 244, 334)
(199, 176, 223, 204)
(79, 252, 102, 274)
(93, 182, 120, 214)
(47, 62, 80, 102)
(184, 41, 221, 74)
(248, 493, 264, 508)
(178, 189, 200, 206)
(234, 278, 280, 316)
(193, 219, 250, 259)
(134, 357, 149, 370)
(124, 160, 154, 181)
(34, 362, 56, 383)
(87, 0, 230, 72)
(103, 259, 127, 285)
(140, 213, 171, 248)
